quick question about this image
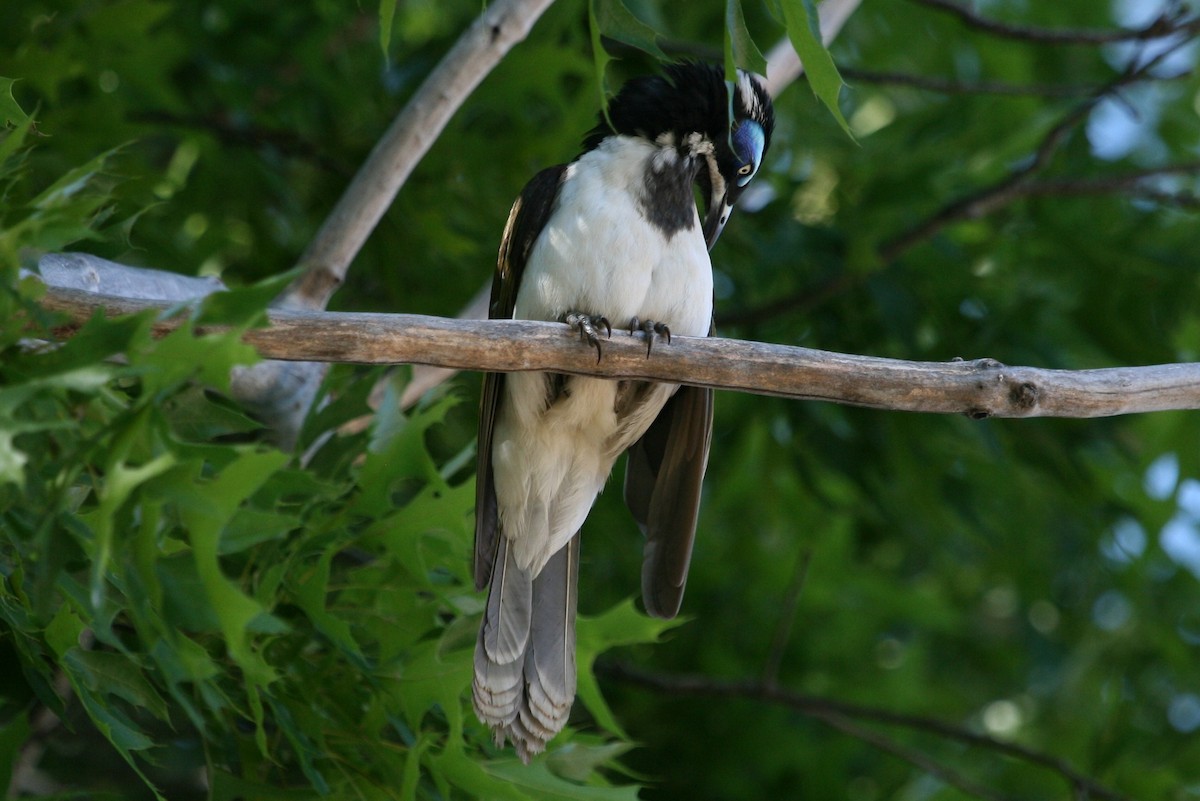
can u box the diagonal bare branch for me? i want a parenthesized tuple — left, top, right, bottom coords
(280, 0, 558, 312)
(907, 0, 1200, 45)
(877, 31, 1199, 264)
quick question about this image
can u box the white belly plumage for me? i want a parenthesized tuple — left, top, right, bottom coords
(492, 136, 714, 574)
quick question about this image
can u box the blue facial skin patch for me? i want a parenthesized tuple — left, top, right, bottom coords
(732, 120, 765, 186)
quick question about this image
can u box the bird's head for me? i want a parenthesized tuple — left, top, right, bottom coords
(584, 61, 775, 250)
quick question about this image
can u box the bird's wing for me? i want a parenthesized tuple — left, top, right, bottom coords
(624, 375, 714, 619)
(475, 165, 568, 590)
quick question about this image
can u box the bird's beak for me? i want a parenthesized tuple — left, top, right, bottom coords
(702, 195, 733, 252)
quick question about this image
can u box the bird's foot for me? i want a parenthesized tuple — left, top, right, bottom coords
(628, 317, 671, 357)
(564, 311, 612, 363)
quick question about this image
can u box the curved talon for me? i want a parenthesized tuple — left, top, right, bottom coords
(564, 311, 611, 363)
(628, 317, 672, 357)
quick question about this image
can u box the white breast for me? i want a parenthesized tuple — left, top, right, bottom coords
(494, 135, 714, 575)
(513, 136, 714, 337)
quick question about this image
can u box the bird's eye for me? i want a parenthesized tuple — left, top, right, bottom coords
(737, 163, 753, 176)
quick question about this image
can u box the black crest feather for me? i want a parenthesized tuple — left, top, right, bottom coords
(582, 62, 774, 158)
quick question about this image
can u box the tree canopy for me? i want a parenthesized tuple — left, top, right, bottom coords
(2, 1, 1199, 799)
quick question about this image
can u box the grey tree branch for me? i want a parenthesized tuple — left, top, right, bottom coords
(414, 3, 865, 409)
(280, 0, 557, 312)
(135, 0, 557, 443)
(30, 253, 326, 450)
(36, 282, 1200, 420)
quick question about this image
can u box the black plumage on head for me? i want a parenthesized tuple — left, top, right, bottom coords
(582, 62, 774, 161)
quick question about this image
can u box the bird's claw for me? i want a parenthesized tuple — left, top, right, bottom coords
(628, 317, 672, 357)
(565, 312, 612, 363)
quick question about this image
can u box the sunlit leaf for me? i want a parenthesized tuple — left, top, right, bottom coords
(778, 0, 851, 135)
(0, 77, 31, 127)
(725, 0, 768, 78)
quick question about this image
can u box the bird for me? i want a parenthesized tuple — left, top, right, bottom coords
(472, 61, 774, 761)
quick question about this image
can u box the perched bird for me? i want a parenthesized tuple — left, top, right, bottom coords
(473, 62, 774, 760)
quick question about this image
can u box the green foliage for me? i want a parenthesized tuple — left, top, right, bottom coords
(589, 0, 670, 110)
(0, 276, 651, 797)
(3, 1, 1200, 800)
(725, 0, 769, 80)
(0, 78, 650, 800)
(779, 0, 851, 134)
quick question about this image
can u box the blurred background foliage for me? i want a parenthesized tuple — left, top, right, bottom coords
(2, 0, 1200, 799)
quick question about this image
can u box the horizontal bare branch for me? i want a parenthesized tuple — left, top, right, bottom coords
(37, 284, 1200, 420)
(598, 661, 1132, 801)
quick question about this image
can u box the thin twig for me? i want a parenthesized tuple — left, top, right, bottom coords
(811, 712, 1021, 801)
(599, 662, 1135, 801)
(761, 548, 812, 687)
(908, 0, 1200, 45)
(879, 35, 1199, 263)
(720, 159, 1200, 328)
(130, 110, 348, 175)
(842, 66, 1194, 97)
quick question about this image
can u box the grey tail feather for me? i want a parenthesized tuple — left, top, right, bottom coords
(472, 533, 580, 762)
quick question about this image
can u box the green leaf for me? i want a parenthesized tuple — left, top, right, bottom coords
(209, 769, 321, 801)
(194, 267, 300, 328)
(588, 0, 667, 114)
(546, 741, 634, 783)
(0, 105, 33, 171)
(355, 383, 458, 518)
(64, 649, 171, 723)
(44, 602, 86, 658)
(29, 146, 123, 210)
(0, 710, 31, 794)
(779, 0, 852, 136)
(136, 321, 259, 396)
(289, 547, 366, 666)
(0, 77, 31, 127)
(12, 308, 151, 378)
(430, 745, 530, 801)
(378, 0, 398, 57)
(0, 429, 27, 489)
(483, 756, 641, 800)
(171, 448, 291, 686)
(591, 0, 666, 60)
(575, 600, 686, 737)
(725, 0, 768, 78)
(264, 694, 331, 794)
(62, 648, 166, 799)
(395, 636, 472, 741)
(219, 506, 296, 554)
(162, 385, 263, 441)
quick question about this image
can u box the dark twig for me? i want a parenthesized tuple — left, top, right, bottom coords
(1018, 165, 1200, 206)
(908, 0, 1200, 45)
(842, 66, 1194, 98)
(813, 712, 1020, 801)
(598, 661, 1135, 801)
(130, 110, 349, 175)
(879, 36, 1197, 264)
(720, 161, 1200, 328)
(717, 272, 852, 329)
(761, 548, 812, 687)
